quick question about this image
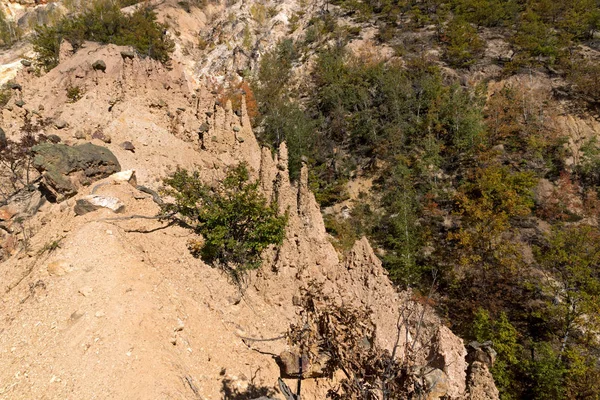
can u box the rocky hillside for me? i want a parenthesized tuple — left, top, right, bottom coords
(0, 35, 498, 399)
(2, 0, 600, 398)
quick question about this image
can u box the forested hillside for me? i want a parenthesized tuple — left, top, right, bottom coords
(248, 0, 600, 398)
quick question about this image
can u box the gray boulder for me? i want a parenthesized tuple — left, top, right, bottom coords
(120, 50, 135, 59)
(32, 142, 121, 201)
(92, 60, 107, 72)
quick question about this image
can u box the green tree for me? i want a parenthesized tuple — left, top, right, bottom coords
(472, 309, 521, 399)
(534, 225, 600, 358)
(161, 163, 288, 286)
(442, 17, 485, 68)
(511, 9, 563, 67)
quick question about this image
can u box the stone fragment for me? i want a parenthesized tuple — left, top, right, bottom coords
(120, 141, 135, 152)
(198, 122, 209, 133)
(79, 287, 93, 297)
(120, 50, 135, 59)
(46, 134, 62, 143)
(110, 170, 137, 186)
(74, 131, 87, 140)
(92, 129, 111, 143)
(92, 60, 106, 72)
(467, 341, 497, 368)
(54, 120, 67, 129)
(20, 59, 32, 67)
(74, 195, 125, 215)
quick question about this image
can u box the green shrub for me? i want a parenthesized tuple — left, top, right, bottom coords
(66, 85, 83, 102)
(442, 17, 485, 68)
(509, 9, 563, 67)
(31, 1, 174, 71)
(161, 163, 287, 287)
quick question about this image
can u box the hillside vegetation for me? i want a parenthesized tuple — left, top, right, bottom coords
(248, 0, 600, 398)
(31, 1, 174, 71)
(6, 0, 600, 397)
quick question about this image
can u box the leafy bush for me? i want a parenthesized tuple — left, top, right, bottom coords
(161, 163, 287, 286)
(66, 85, 83, 102)
(31, 1, 174, 71)
(442, 17, 484, 68)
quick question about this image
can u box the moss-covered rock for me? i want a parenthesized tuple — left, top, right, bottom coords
(32, 142, 121, 201)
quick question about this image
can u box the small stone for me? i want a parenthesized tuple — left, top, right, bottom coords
(74, 195, 125, 215)
(111, 170, 137, 186)
(175, 319, 185, 332)
(205, 111, 213, 117)
(15, 100, 25, 108)
(79, 287, 93, 297)
(198, 122, 209, 133)
(237, 136, 245, 143)
(20, 59, 32, 67)
(38, 104, 44, 111)
(91, 129, 111, 143)
(232, 126, 241, 132)
(74, 130, 87, 140)
(234, 110, 241, 117)
(95, 311, 105, 318)
(120, 141, 135, 152)
(120, 50, 135, 59)
(47, 134, 62, 143)
(92, 60, 106, 72)
(10, 83, 22, 91)
(54, 120, 67, 129)
(170, 337, 177, 345)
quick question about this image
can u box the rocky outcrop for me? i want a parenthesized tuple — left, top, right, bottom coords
(32, 142, 121, 201)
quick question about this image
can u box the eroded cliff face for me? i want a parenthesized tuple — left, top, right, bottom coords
(0, 42, 500, 399)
